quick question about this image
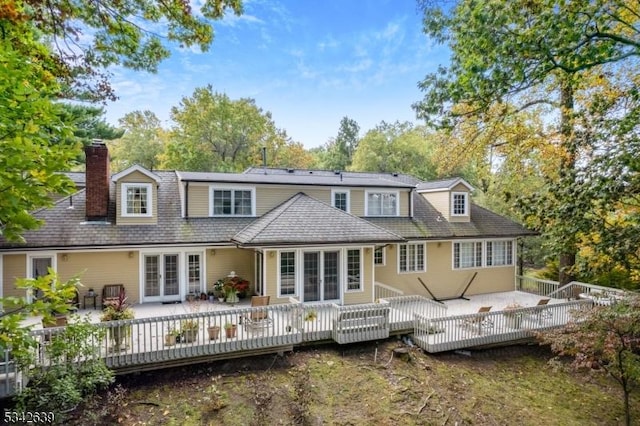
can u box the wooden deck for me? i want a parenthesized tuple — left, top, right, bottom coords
(0, 278, 629, 398)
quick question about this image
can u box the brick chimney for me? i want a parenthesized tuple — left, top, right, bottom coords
(84, 141, 110, 221)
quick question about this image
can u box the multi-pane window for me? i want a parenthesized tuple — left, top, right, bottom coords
(347, 249, 361, 290)
(187, 254, 201, 294)
(453, 241, 483, 269)
(366, 192, 398, 216)
(486, 241, 513, 266)
(399, 243, 425, 273)
(212, 188, 253, 216)
(123, 183, 151, 216)
(374, 247, 385, 266)
(333, 191, 349, 212)
(452, 192, 468, 216)
(280, 251, 296, 296)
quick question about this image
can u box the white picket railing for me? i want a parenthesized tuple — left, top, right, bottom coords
(548, 281, 627, 305)
(374, 282, 404, 300)
(413, 299, 593, 353)
(381, 295, 447, 332)
(515, 275, 560, 296)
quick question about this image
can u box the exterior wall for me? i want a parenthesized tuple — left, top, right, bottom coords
(184, 183, 411, 218)
(343, 249, 374, 304)
(449, 183, 471, 223)
(374, 242, 515, 299)
(2, 254, 26, 298)
(419, 191, 450, 219)
(205, 248, 255, 293)
(264, 250, 282, 303)
(57, 251, 140, 303)
(115, 170, 158, 225)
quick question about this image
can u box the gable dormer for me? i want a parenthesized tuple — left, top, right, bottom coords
(416, 178, 473, 223)
(112, 165, 161, 225)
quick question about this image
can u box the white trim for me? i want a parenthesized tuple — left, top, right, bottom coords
(121, 182, 153, 217)
(331, 189, 350, 213)
(277, 250, 297, 298)
(416, 177, 474, 193)
(374, 246, 386, 267)
(208, 184, 256, 217)
(364, 190, 400, 217)
(112, 164, 161, 183)
(186, 252, 204, 295)
(451, 192, 469, 216)
(485, 239, 515, 268)
(345, 248, 363, 293)
(397, 242, 426, 274)
(26, 252, 57, 303)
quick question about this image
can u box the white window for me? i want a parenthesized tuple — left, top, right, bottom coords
(399, 243, 425, 273)
(451, 192, 469, 216)
(374, 247, 385, 266)
(487, 240, 513, 266)
(279, 251, 296, 296)
(453, 241, 483, 269)
(332, 190, 350, 212)
(122, 183, 152, 217)
(210, 187, 255, 216)
(187, 253, 202, 294)
(366, 191, 399, 216)
(346, 249, 362, 291)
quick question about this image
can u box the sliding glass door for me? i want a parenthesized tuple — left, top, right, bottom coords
(303, 250, 340, 302)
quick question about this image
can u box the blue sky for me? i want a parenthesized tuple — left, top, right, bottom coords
(105, 0, 447, 148)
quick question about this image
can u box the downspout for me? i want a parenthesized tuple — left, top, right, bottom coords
(409, 188, 414, 218)
(185, 181, 189, 219)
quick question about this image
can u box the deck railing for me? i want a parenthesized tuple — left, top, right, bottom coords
(0, 348, 21, 398)
(515, 275, 560, 296)
(381, 295, 447, 332)
(374, 282, 404, 300)
(332, 302, 390, 344)
(413, 299, 593, 353)
(548, 281, 627, 305)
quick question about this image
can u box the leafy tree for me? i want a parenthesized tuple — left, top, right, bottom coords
(350, 121, 438, 180)
(5, 0, 243, 101)
(0, 20, 79, 242)
(538, 294, 640, 426)
(415, 0, 640, 284)
(110, 110, 167, 171)
(323, 116, 360, 171)
(166, 86, 283, 172)
(60, 104, 124, 144)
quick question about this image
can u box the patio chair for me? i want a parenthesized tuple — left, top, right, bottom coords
(529, 298, 552, 324)
(102, 284, 125, 309)
(460, 306, 494, 332)
(243, 296, 272, 332)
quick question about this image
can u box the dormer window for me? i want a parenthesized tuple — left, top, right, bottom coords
(122, 183, 152, 217)
(365, 191, 399, 216)
(210, 186, 255, 216)
(452, 192, 469, 216)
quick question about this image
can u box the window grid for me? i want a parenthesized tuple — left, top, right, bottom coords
(367, 192, 397, 216)
(374, 247, 384, 265)
(487, 241, 513, 266)
(126, 186, 149, 215)
(399, 243, 424, 272)
(212, 189, 253, 216)
(454, 242, 483, 269)
(280, 252, 296, 296)
(334, 192, 348, 211)
(347, 249, 361, 290)
(187, 254, 201, 294)
(452, 193, 467, 215)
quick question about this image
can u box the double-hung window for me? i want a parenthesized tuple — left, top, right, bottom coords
(486, 240, 513, 266)
(451, 192, 469, 216)
(453, 241, 483, 269)
(332, 190, 350, 212)
(366, 191, 399, 216)
(279, 251, 296, 296)
(346, 249, 362, 291)
(374, 247, 385, 266)
(211, 187, 254, 216)
(122, 183, 152, 217)
(399, 243, 425, 273)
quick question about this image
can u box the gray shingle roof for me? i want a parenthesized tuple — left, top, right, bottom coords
(232, 193, 404, 246)
(243, 167, 422, 185)
(416, 177, 472, 192)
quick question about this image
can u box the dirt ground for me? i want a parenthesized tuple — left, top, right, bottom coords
(69, 339, 637, 425)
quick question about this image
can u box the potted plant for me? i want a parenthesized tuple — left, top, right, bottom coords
(207, 323, 221, 340)
(100, 289, 135, 351)
(181, 319, 199, 343)
(222, 275, 249, 305)
(213, 279, 226, 302)
(165, 326, 181, 346)
(207, 290, 216, 303)
(224, 322, 237, 338)
(503, 302, 524, 329)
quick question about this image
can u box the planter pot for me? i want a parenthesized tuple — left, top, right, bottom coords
(209, 296, 215, 303)
(225, 325, 237, 338)
(109, 325, 131, 351)
(226, 292, 239, 305)
(165, 334, 177, 346)
(182, 329, 199, 343)
(218, 297, 225, 303)
(207, 326, 221, 340)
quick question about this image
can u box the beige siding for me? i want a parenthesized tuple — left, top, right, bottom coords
(2, 254, 26, 298)
(57, 251, 140, 302)
(256, 186, 329, 215)
(354, 189, 410, 217)
(205, 248, 255, 293)
(116, 171, 158, 225)
(187, 185, 209, 217)
(350, 190, 365, 216)
(343, 249, 374, 305)
(420, 191, 450, 219)
(374, 242, 515, 299)
(450, 184, 470, 223)
(264, 250, 285, 304)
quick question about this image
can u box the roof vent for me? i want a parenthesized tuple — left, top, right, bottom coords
(334, 170, 341, 175)
(392, 172, 399, 177)
(287, 168, 294, 173)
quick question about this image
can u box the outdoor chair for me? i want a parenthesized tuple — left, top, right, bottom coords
(243, 296, 272, 332)
(460, 306, 494, 332)
(529, 298, 552, 324)
(102, 284, 125, 309)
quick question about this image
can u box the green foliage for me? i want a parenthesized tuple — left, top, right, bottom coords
(322, 116, 360, 171)
(110, 110, 166, 171)
(539, 294, 640, 425)
(14, 316, 114, 419)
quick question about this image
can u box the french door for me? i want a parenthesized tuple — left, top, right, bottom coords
(303, 251, 340, 302)
(144, 254, 180, 301)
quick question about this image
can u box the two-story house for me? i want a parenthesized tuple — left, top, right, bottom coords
(0, 142, 535, 305)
